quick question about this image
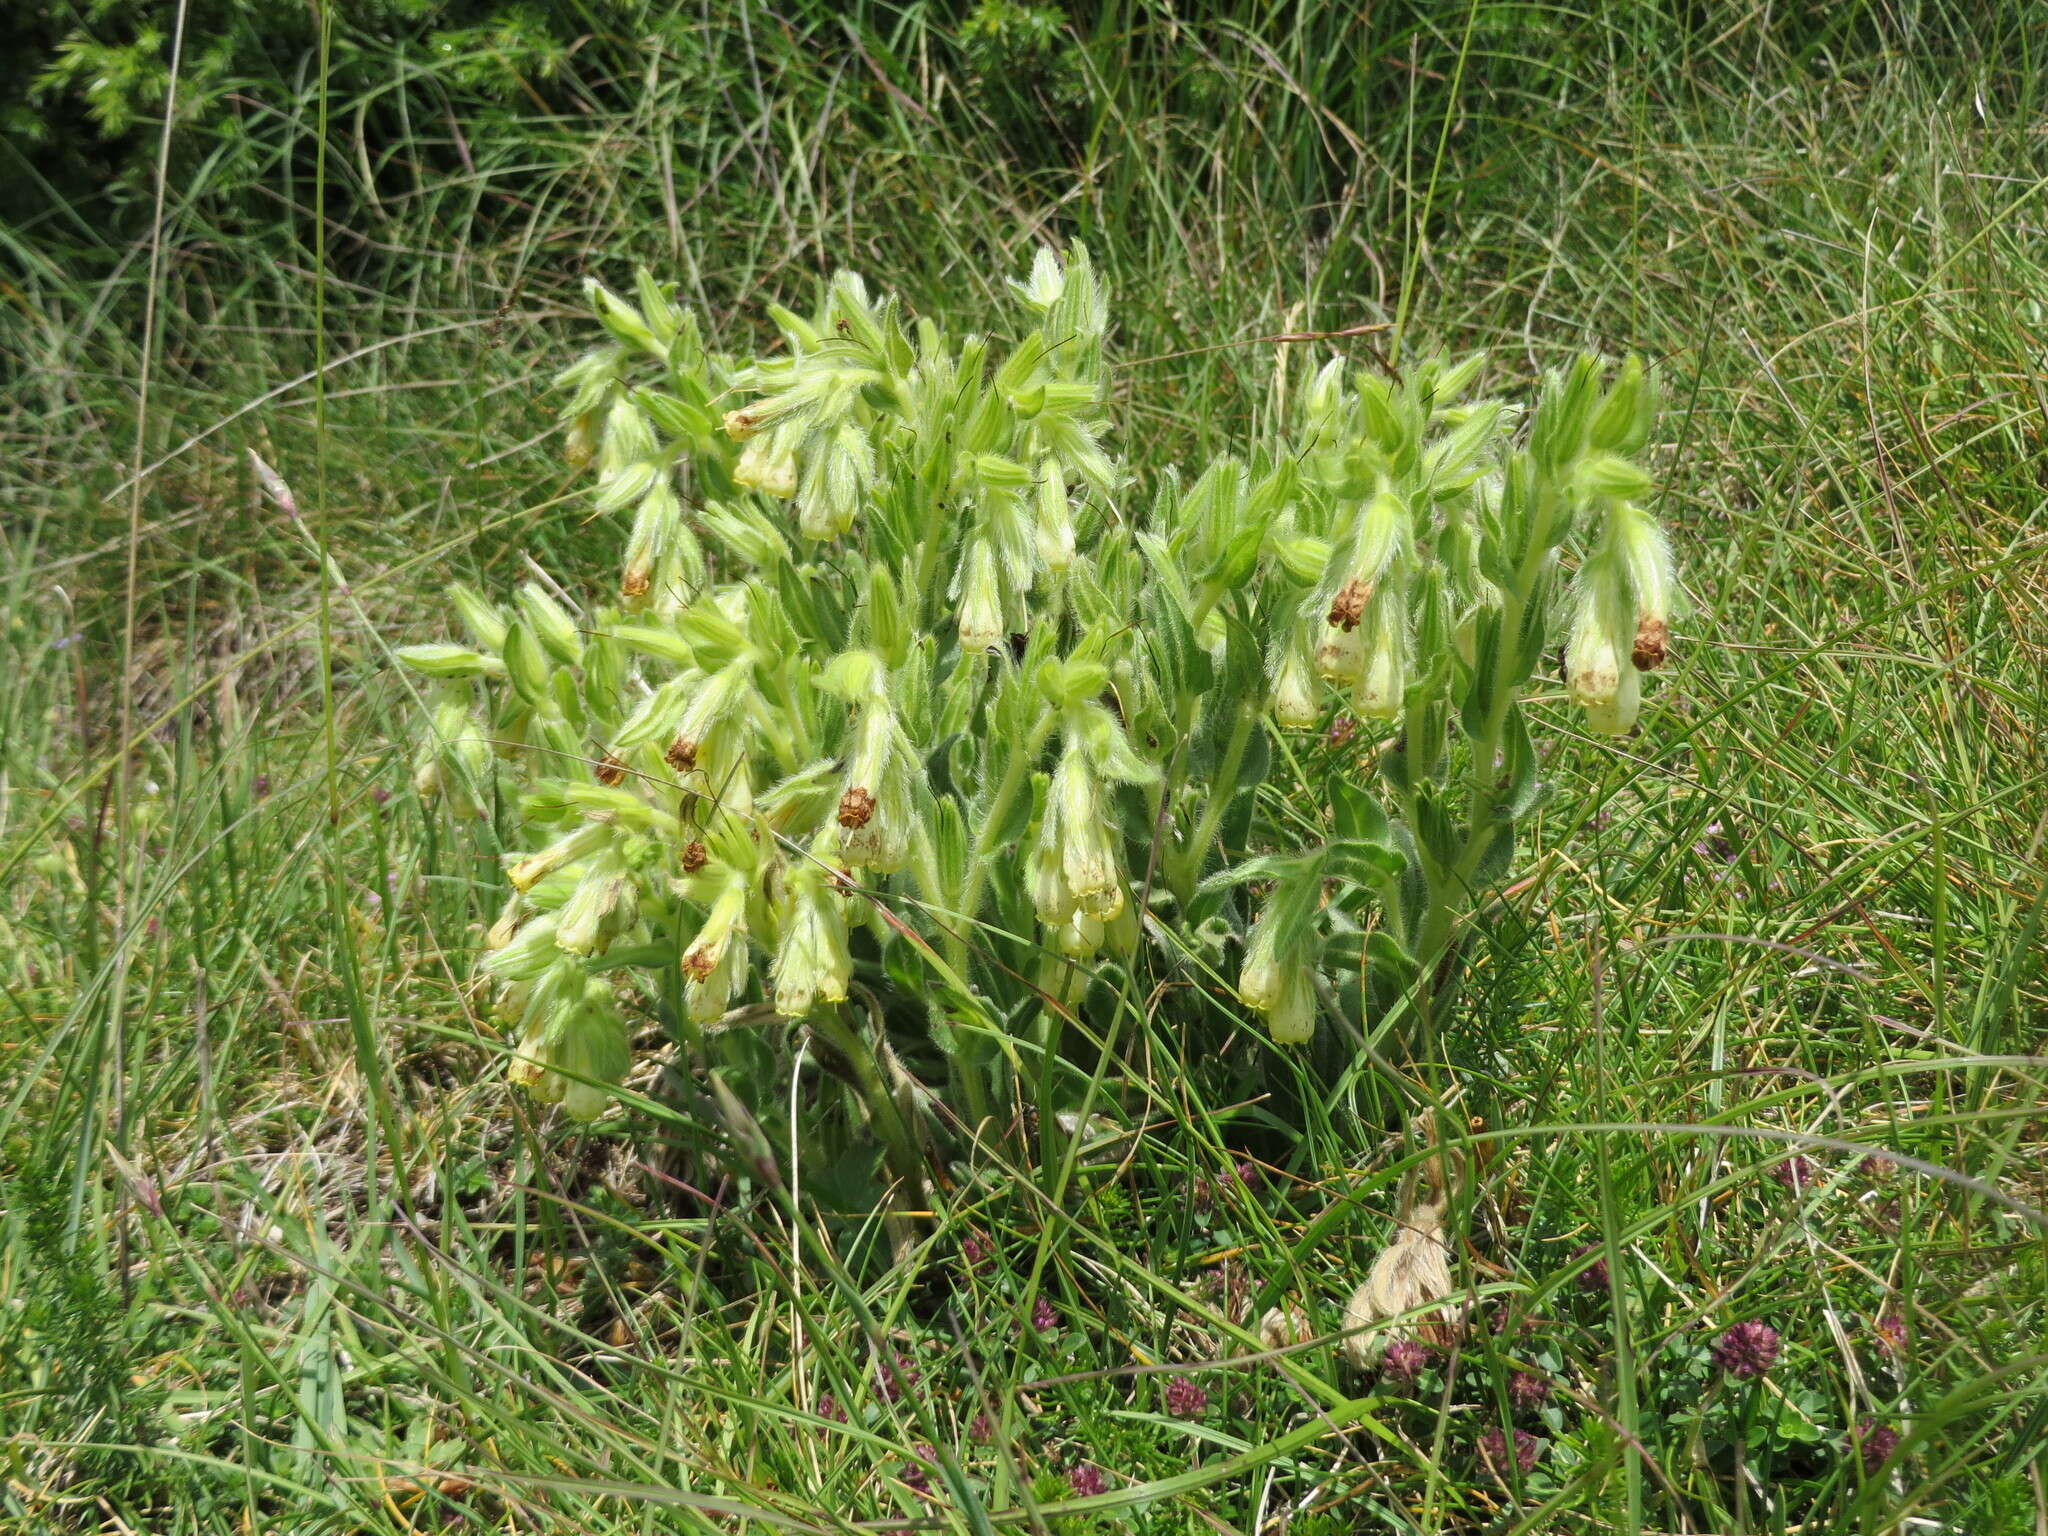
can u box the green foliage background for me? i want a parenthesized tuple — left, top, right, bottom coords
(1, 3, 2044, 1534)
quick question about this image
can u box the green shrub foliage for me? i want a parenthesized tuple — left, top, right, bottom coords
(400, 245, 1674, 1122)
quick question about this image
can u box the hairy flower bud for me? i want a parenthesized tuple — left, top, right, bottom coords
(956, 540, 1006, 653)
(516, 973, 631, 1120)
(599, 393, 656, 478)
(666, 661, 755, 792)
(481, 911, 564, 983)
(773, 865, 851, 1017)
(585, 277, 662, 358)
(556, 855, 639, 957)
(837, 708, 915, 874)
(1614, 502, 1674, 671)
(1240, 906, 1317, 1043)
(734, 429, 798, 499)
(623, 479, 701, 603)
(508, 823, 611, 894)
(1314, 617, 1365, 685)
(1272, 642, 1321, 729)
(564, 410, 600, 467)
(1352, 596, 1408, 722)
(516, 582, 584, 666)
(1049, 746, 1122, 920)
(1034, 457, 1076, 574)
(1564, 565, 1641, 734)
(395, 644, 505, 681)
(447, 583, 509, 652)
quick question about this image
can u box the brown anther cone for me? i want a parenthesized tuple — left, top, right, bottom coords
(1632, 616, 1669, 671)
(1327, 578, 1372, 632)
(621, 569, 650, 598)
(595, 753, 626, 786)
(681, 841, 708, 873)
(682, 947, 716, 981)
(838, 786, 877, 829)
(666, 737, 698, 771)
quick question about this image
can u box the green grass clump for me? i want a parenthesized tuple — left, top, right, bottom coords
(2, 4, 2044, 1533)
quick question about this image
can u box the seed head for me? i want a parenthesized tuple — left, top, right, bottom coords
(1711, 1320, 1780, 1379)
(1342, 1195, 1458, 1366)
(1257, 1305, 1311, 1352)
(1163, 1375, 1208, 1418)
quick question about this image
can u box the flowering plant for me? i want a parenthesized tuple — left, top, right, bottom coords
(399, 245, 1675, 1171)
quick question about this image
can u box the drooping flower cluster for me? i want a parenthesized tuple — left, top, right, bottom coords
(398, 244, 1677, 1118)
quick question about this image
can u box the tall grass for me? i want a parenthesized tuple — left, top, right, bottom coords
(3, 3, 2044, 1532)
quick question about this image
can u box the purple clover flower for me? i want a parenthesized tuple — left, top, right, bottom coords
(1772, 1156, 1817, 1192)
(1508, 1372, 1551, 1410)
(1031, 1296, 1059, 1332)
(1478, 1426, 1541, 1477)
(901, 1442, 937, 1492)
(1850, 1419, 1901, 1473)
(1873, 1312, 1907, 1358)
(1163, 1374, 1208, 1418)
(1068, 1463, 1107, 1496)
(1711, 1320, 1781, 1379)
(1570, 1243, 1610, 1293)
(876, 1351, 918, 1401)
(1382, 1338, 1430, 1383)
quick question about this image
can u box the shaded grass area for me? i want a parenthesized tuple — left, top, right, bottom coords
(3, 5, 2045, 1532)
